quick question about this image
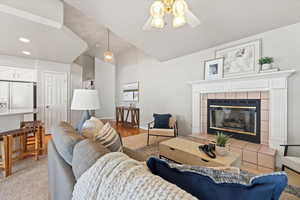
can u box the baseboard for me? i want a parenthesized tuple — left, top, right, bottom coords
(140, 126, 148, 130)
(98, 116, 115, 120)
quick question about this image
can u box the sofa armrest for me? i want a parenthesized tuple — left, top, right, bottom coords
(123, 147, 148, 162)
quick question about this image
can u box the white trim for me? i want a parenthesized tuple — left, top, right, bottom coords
(0, 4, 63, 29)
(98, 116, 115, 120)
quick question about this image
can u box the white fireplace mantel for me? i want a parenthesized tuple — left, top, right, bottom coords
(188, 70, 296, 153)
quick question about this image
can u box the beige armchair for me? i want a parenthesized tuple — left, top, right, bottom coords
(147, 117, 178, 145)
(280, 144, 300, 174)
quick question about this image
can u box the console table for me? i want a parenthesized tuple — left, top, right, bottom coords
(116, 107, 140, 128)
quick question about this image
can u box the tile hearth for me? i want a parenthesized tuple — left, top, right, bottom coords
(195, 134, 276, 172)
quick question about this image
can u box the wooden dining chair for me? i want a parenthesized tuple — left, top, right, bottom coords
(20, 121, 45, 160)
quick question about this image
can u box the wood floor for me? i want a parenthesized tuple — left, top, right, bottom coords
(103, 120, 146, 137)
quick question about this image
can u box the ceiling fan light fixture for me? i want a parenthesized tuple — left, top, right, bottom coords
(143, 0, 200, 30)
(173, 16, 186, 28)
(150, 1, 165, 17)
(151, 17, 165, 28)
(172, 0, 187, 16)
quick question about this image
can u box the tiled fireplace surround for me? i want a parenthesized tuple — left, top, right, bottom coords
(189, 70, 295, 171)
(200, 91, 275, 171)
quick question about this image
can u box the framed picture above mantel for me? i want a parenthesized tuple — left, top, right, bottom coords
(215, 39, 261, 78)
(204, 58, 224, 80)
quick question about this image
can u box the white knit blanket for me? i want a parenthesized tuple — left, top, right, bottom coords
(72, 152, 197, 200)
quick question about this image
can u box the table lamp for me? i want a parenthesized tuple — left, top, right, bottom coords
(71, 89, 100, 131)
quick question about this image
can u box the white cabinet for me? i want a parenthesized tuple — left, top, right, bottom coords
(0, 66, 37, 82)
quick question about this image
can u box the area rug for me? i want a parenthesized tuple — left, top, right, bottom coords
(0, 157, 48, 200)
(136, 144, 300, 200)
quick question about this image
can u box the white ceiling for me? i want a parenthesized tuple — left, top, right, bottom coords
(65, 0, 300, 61)
(63, 3, 132, 61)
(0, 0, 87, 63)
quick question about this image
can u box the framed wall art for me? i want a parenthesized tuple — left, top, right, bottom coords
(215, 39, 261, 77)
(204, 58, 224, 80)
(122, 81, 139, 102)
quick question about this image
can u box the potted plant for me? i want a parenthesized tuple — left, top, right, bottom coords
(215, 132, 230, 156)
(259, 57, 274, 71)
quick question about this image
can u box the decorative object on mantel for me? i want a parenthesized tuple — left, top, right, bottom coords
(259, 57, 274, 71)
(259, 68, 279, 73)
(215, 132, 230, 156)
(122, 82, 139, 102)
(216, 39, 261, 77)
(204, 58, 224, 80)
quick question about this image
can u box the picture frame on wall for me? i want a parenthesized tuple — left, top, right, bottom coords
(215, 39, 261, 77)
(122, 81, 139, 102)
(204, 58, 224, 80)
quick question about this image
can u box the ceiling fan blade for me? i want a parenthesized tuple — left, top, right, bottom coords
(143, 17, 153, 31)
(186, 9, 201, 28)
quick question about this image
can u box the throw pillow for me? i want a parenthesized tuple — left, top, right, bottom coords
(147, 157, 287, 200)
(72, 139, 110, 180)
(52, 122, 84, 165)
(81, 117, 104, 139)
(153, 113, 172, 129)
(95, 123, 123, 152)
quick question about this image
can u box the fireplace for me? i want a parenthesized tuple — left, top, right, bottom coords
(207, 99, 261, 143)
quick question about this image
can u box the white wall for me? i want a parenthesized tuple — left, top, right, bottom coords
(116, 22, 300, 155)
(94, 58, 115, 119)
(0, 54, 71, 122)
(70, 63, 83, 127)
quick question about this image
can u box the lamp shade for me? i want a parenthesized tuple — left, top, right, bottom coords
(71, 89, 100, 110)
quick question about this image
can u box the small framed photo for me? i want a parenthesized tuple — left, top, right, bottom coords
(204, 58, 224, 80)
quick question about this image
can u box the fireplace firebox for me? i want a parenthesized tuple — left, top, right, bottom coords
(207, 99, 261, 143)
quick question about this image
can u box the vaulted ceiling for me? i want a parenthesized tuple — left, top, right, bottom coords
(64, 0, 300, 61)
(63, 3, 132, 61)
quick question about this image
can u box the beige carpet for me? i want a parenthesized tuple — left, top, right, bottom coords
(0, 157, 48, 200)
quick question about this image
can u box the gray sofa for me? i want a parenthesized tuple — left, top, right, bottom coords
(48, 122, 147, 200)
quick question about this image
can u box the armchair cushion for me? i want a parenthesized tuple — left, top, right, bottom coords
(282, 156, 300, 172)
(153, 114, 172, 129)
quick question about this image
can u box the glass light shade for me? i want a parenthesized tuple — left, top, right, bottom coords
(104, 51, 114, 62)
(172, 0, 187, 16)
(150, 1, 165, 17)
(173, 15, 186, 27)
(151, 17, 164, 28)
(71, 89, 100, 110)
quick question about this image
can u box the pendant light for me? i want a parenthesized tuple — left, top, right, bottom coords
(104, 29, 114, 62)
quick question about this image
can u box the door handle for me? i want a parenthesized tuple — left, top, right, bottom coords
(46, 105, 50, 109)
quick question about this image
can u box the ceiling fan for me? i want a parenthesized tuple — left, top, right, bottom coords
(143, 0, 201, 30)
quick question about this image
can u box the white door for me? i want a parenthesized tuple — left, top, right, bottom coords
(43, 71, 68, 133)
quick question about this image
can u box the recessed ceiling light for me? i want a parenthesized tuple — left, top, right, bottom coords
(22, 51, 31, 55)
(19, 37, 30, 43)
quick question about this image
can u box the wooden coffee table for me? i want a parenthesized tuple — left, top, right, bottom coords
(159, 137, 241, 167)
